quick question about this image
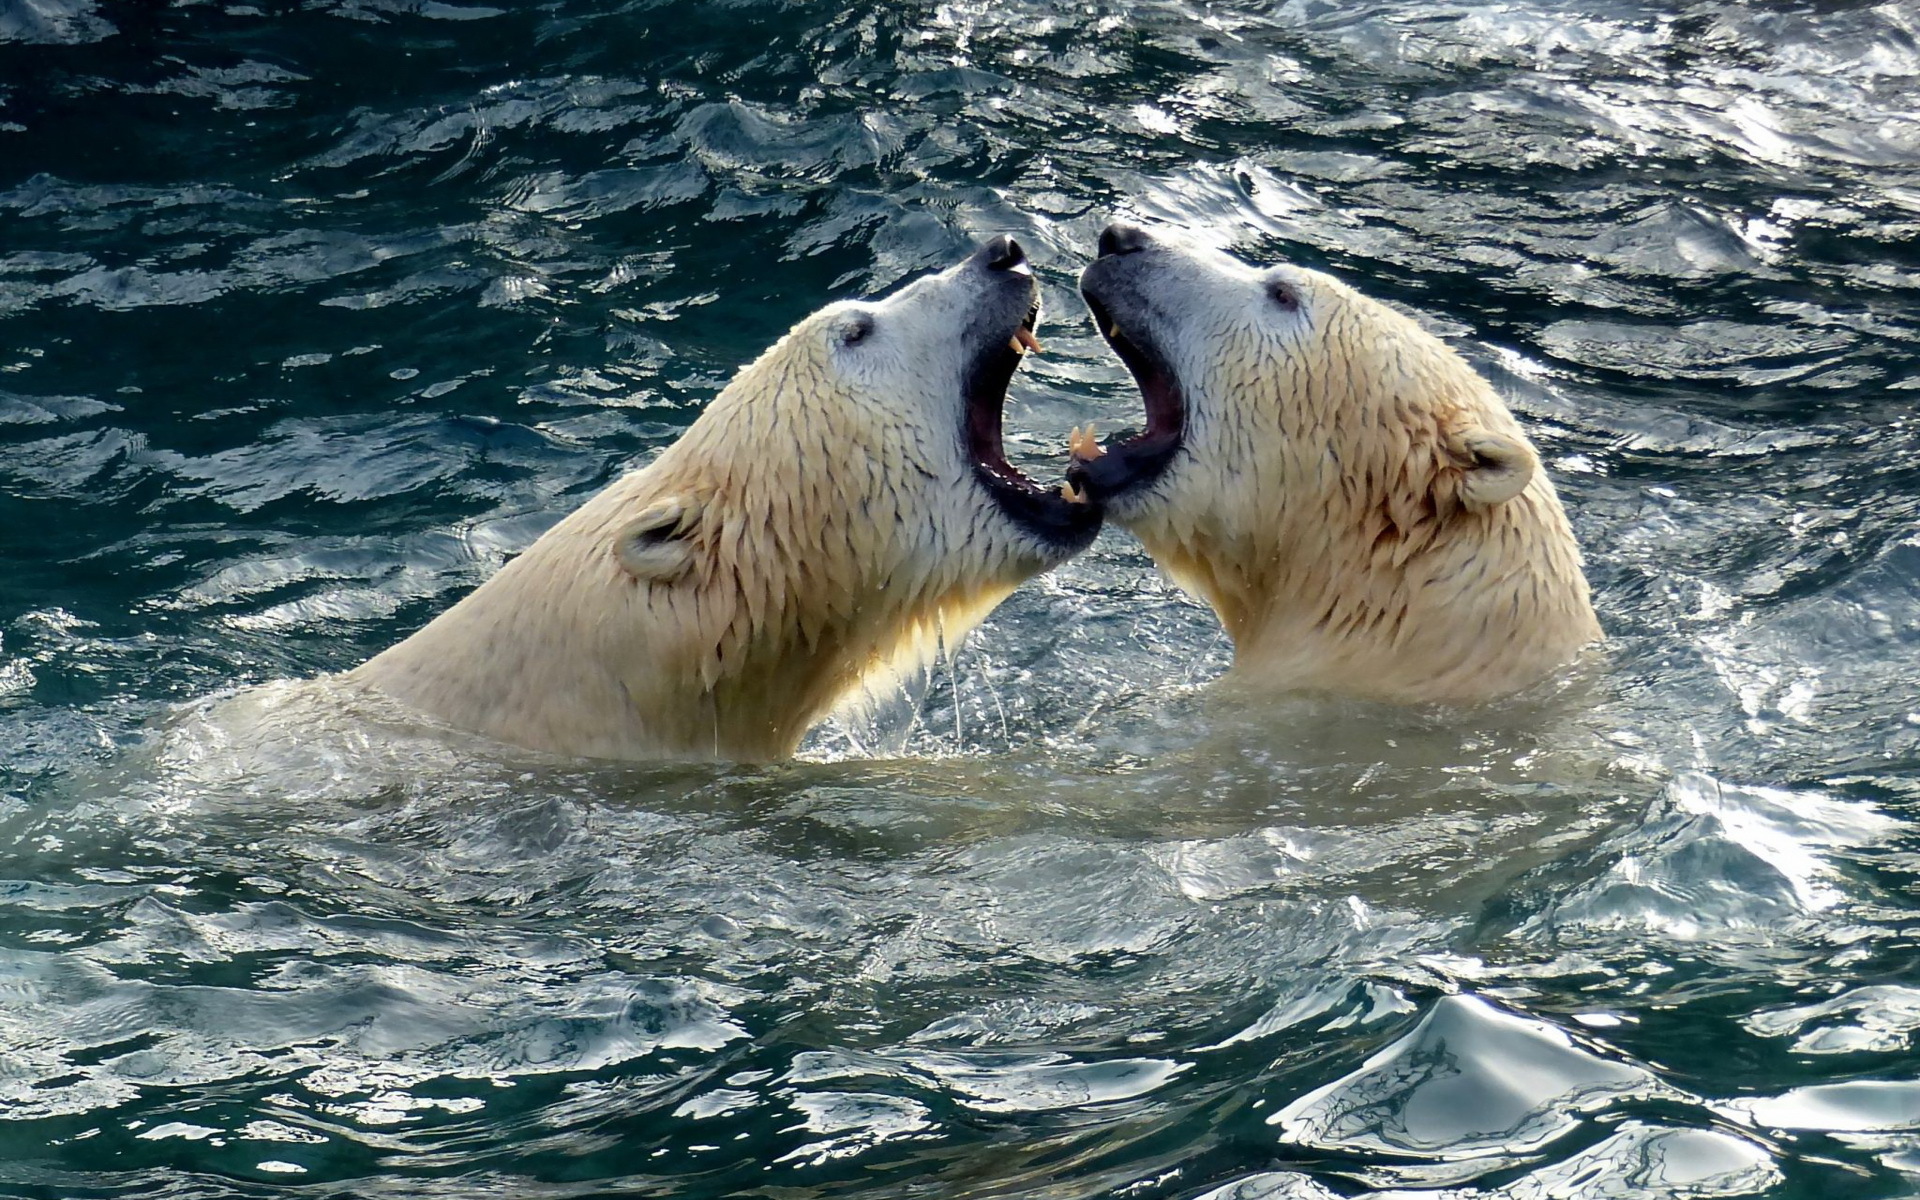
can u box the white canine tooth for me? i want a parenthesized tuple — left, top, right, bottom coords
(1107, 320, 1121, 340)
(1068, 422, 1104, 460)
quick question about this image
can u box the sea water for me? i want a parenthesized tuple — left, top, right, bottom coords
(1, 2, 1918, 1197)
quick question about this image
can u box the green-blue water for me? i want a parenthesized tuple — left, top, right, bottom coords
(3, 1, 1920, 1197)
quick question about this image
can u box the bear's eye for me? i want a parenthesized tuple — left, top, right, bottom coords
(839, 312, 875, 347)
(1266, 279, 1300, 312)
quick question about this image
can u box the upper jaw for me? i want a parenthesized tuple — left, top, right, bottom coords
(958, 235, 1103, 556)
(1066, 248, 1188, 514)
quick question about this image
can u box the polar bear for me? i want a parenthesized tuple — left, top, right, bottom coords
(346, 236, 1099, 761)
(1067, 222, 1599, 704)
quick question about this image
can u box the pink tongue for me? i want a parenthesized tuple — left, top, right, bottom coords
(1014, 327, 1043, 353)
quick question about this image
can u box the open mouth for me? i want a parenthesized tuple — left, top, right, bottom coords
(963, 254, 1103, 550)
(1064, 291, 1185, 503)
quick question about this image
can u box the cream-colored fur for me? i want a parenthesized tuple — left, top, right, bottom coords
(349, 252, 1081, 761)
(1081, 228, 1600, 703)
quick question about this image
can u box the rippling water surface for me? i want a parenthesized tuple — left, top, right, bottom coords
(3, 1, 1920, 1196)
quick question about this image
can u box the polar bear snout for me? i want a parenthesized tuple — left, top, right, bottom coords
(1096, 221, 1154, 258)
(956, 234, 1045, 362)
(977, 233, 1035, 276)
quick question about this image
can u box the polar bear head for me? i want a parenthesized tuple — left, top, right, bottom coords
(352, 237, 1102, 760)
(640, 232, 1103, 619)
(1067, 222, 1598, 703)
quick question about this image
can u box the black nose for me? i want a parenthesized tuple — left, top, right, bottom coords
(1097, 222, 1152, 258)
(982, 234, 1028, 272)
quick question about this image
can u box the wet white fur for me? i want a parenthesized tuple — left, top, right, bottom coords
(349, 261, 1063, 761)
(1103, 234, 1601, 703)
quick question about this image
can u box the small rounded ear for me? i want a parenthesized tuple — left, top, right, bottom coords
(1453, 429, 1537, 510)
(614, 494, 704, 581)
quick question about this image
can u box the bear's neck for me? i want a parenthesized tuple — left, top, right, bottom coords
(1140, 480, 1600, 703)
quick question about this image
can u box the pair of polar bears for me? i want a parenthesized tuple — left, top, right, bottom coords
(345, 224, 1600, 762)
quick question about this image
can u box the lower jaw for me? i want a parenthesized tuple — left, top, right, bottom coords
(975, 468, 1103, 555)
(1066, 432, 1180, 512)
